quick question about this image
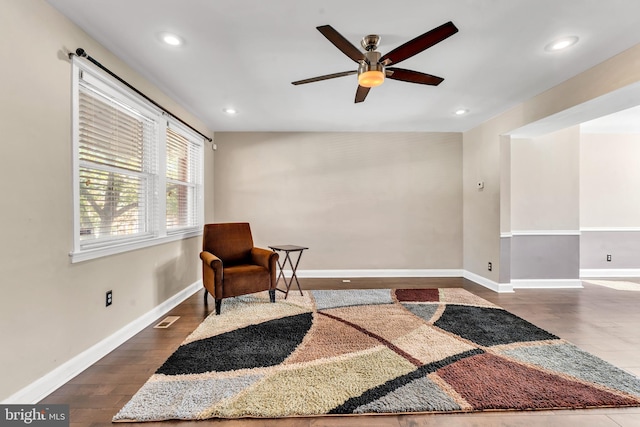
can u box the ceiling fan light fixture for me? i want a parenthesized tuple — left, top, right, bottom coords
(357, 51, 385, 88)
(358, 70, 385, 88)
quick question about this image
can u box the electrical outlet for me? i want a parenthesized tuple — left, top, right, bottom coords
(106, 290, 113, 307)
(606, 254, 612, 262)
(488, 262, 492, 272)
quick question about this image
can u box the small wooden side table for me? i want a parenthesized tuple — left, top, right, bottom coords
(268, 245, 308, 299)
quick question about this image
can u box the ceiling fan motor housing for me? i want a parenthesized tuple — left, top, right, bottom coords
(358, 51, 384, 76)
(361, 34, 381, 51)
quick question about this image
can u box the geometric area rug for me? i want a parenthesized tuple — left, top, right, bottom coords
(113, 288, 640, 422)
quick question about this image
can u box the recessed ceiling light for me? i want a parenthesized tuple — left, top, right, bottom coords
(545, 36, 579, 52)
(161, 33, 183, 46)
(454, 109, 468, 116)
(223, 108, 237, 115)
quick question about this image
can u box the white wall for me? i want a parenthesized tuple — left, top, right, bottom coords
(0, 0, 212, 401)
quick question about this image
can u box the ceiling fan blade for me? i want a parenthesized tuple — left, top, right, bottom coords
(292, 70, 357, 85)
(380, 21, 458, 66)
(355, 85, 370, 103)
(317, 25, 366, 63)
(386, 68, 444, 86)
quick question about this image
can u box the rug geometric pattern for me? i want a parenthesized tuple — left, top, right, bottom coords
(113, 288, 640, 422)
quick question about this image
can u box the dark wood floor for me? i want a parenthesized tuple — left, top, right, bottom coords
(40, 277, 640, 427)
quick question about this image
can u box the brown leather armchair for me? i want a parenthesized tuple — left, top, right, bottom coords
(200, 222, 279, 315)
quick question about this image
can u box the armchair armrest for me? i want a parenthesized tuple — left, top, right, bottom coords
(200, 251, 223, 300)
(251, 247, 278, 270)
(200, 251, 222, 271)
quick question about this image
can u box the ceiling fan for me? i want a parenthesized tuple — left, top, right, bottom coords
(292, 21, 459, 103)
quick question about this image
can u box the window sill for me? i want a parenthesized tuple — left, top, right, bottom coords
(69, 229, 202, 263)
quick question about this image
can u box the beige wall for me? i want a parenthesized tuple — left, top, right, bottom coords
(213, 132, 463, 270)
(463, 108, 522, 283)
(511, 127, 580, 231)
(580, 133, 640, 227)
(0, 0, 212, 400)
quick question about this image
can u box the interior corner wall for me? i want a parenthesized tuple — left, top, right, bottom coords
(212, 132, 463, 271)
(463, 108, 524, 286)
(499, 136, 511, 284)
(0, 0, 213, 401)
(462, 127, 500, 282)
(580, 132, 640, 272)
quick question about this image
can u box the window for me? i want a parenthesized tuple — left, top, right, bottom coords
(166, 127, 201, 231)
(71, 59, 204, 262)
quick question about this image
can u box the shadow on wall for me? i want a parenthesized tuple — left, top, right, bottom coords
(154, 238, 200, 304)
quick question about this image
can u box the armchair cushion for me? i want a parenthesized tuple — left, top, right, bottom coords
(221, 264, 270, 298)
(203, 222, 253, 266)
(251, 247, 277, 270)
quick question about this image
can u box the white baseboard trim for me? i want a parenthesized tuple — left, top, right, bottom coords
(580, 269, 640, 278)
(287, 269, 515, 294)
(511, 279, 583, 289)
(463, 270, 514, 293)
(2, 280, 202, 404)
(286, 269, 464, 278)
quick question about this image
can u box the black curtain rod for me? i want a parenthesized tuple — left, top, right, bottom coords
(70, 48, 212, 142)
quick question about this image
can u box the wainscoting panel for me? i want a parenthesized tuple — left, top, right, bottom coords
(500, 235, 511, 284)
(580, 229, 640, 270)
(510, 233, 580, 281)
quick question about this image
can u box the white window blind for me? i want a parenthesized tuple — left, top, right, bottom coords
(71, 59, 204, 262)
(78, 84, 157, 244)
(166, 126, 202, 231)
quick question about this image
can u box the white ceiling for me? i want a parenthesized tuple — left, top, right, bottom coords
(47, 0, 640, 133)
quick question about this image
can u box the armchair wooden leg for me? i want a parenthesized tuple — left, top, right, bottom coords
(269, 289, 275, 303)
(203, 289, 209, 304)
(215, 299, 222, 315)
